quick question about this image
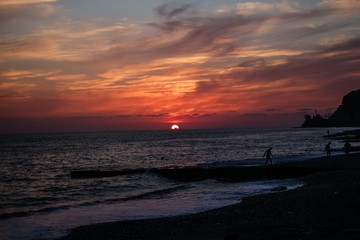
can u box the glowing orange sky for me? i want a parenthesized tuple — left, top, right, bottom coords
(1, 0, 360, 133)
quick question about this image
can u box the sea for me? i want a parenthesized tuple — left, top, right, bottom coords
(0, 127, 352, 240)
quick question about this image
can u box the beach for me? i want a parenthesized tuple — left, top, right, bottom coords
(59, 152, 360, 240)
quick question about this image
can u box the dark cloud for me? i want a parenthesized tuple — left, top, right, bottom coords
(184, 113, 217, 118)
(275, 8, 332, 22)
(323, 37, 360, 53)
(282, 22, 351, 41)
(148, 2, 357, 61)
(200, 113, 216, 117)
(147, 20, 185, 32)
(196, 80, 220, 93)
(227, 36, 360, 87)
(241, 113, 268, 117)
(0, 4, 54, 28)
(265, 108, 278, 112)
(102, 2, 351, 69)
(235, 59, 266, 68)
(115, 115, 131, 118)
(101, 13, 265, 67)
(145, 113, 169, 118)
(156, 3, 195, 18)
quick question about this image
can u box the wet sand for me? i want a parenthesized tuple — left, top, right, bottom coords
(59, 153, 360, 240)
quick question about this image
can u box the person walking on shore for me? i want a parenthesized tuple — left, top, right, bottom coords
(326, 142, 331, 158)
(344, 141, 351, 155)
(264, 147, 273, 165)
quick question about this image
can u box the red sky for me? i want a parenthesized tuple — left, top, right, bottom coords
(1, 0, 360, 133)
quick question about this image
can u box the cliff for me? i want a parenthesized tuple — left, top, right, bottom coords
(301, 89, 360, 127)
(328, 89, 360, 126)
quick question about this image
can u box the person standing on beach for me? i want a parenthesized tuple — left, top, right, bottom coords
(326, 142, 331, 158)
(344, 141, 351, 155)
(264, 147, 273, 165)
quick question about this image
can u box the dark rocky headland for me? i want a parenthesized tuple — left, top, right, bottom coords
(301, 89, 360, 128)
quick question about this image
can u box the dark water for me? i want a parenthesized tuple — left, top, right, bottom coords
(0, 128, 351, 240)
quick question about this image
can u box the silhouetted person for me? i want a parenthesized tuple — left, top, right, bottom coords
(344, 141, 351, 155)
(264, 147, 273, 165)
(326, 142, 331, 158)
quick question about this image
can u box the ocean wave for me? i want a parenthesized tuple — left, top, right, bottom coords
(0, 184, 191, 220)
(123, 185, 189, 201)
(71, 165, 323, 183)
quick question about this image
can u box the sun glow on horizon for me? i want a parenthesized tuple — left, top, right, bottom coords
(171, 124, 179, 130)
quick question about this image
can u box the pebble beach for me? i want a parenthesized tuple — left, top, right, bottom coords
(59, 152, 360, 240)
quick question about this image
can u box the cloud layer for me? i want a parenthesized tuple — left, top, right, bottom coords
(1, 0, 359, 132)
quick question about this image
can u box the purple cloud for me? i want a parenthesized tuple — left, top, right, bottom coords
(156, 3, 195, 18)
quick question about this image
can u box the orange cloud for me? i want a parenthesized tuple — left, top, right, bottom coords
(320, 0, 360, 9)
(0, 0, 57, 5)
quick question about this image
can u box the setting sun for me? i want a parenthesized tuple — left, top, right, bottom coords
(171, 124, 179, 130)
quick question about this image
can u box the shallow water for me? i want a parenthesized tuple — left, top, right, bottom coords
(0, 127, 352, 240)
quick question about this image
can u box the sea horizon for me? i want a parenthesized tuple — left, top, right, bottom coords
(0, 125, 303, 135)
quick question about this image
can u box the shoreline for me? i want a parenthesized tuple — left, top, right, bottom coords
(59, 153, 360, 240)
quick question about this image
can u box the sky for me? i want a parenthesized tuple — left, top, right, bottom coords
(0, 0, 359, 133)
